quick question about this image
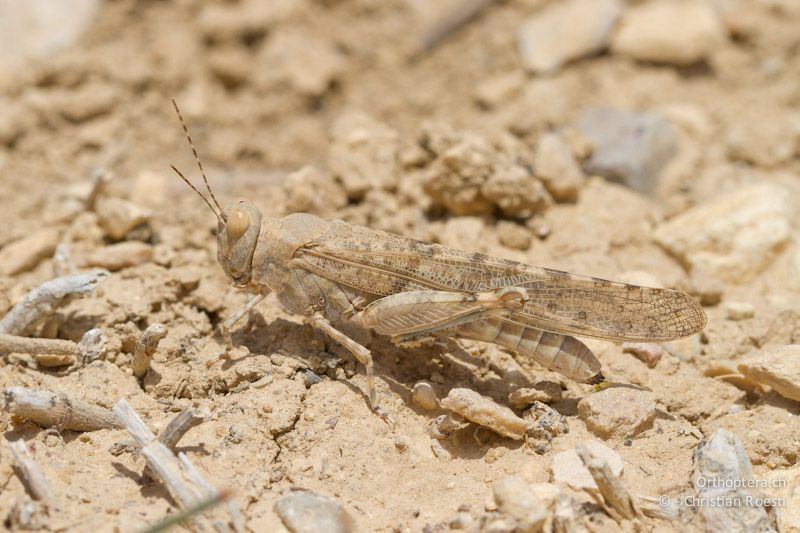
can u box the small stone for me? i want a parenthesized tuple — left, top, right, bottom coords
(0, 0, 99, 75)
(300, 369, 323, 387)
(448, 511, 473, 529)
(560, 126, 594, 161)
(688, 266, 724, 306)
(528, 483, 560, 511)
(258, 29, 345, 97)
(440, 388, 528, 440)
(78, 242, 153, 271)
(481, 165, 552, 219)
(411, 381, 439, 411)
(421, 123, 551, 218)
(622, 342, 664, 368)
(508, 381, 562, 409)
(693, 429, 772, 532)
(724, 301, 755, 321)
(0, 97, 34, 145)
(431, 439, 452, 460)
(394, 435, 411, 452)
(661, 334, 701, 362)
(578, 387, 656, 439)
(611, 0, 726, 66)
(328, 113, 399, 201)
(198, 0, 284, 43)
(579, 107, 679, 195)
(398, 144, 431, 169)
(497, 221, 532, 251)
(727, 111, 800, 168)
(763, 465, 800, 532)
(0, 227, 60, 276)
(423, 133, 499, 216)
(283, 165, 347, 216)
(95, 197, 152, 241)
(439, 217, 487, 251)
(130, 170, 170, 209)
(492, 476, 547, 532)
(614, 270, 664, 288)
(430, 413, 469, 440)
(659, 103, 715, 141)
(653, 183, 794, 283)
(474, 71, 525, 109)
(534, 132, 585, 203)
(207, 43, 252, 89)
(524, 401, 568, 453)
(57, 83, 118, 123)
(527, 217, 550, 240)
(517, 0, 622, 74)
(274, 490, 354, 533)
(551, 440, 624, 491)
(737, 345, 800, 402)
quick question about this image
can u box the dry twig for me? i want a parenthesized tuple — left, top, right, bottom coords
(0, 269, 110, 336)
(52, 243, 76, 277)
(9, 440, 56, 508)
(159, 406, 210, 450)
(575, 442, 640, 522)
(0, 328, 107, 368)
(85, 168, 110, 212)
(0, 329, 106, 367)
(3, 387, 122, 432)
(110, 406, 210, 457)
(132, 323, 167, 379)
(179, 454, 244, 533)
(113, 399, 236, 532)
(0, 334, 78, 358)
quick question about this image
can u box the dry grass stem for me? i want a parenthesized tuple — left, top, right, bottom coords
(131, 323, 167, 378)
(9, 439, 56, 508)
(575, 442, 640, 522)
(0, 269, 110, 336)
(3, 387, 123, 431)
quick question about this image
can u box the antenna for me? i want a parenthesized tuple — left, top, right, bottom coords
(170, 164, 221, 218)
(170, 99, 227, 222)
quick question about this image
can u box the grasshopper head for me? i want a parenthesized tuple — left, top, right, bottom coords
(217, 201, 262, 286)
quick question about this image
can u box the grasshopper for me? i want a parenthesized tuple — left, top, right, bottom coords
(170, 101, 706, 416)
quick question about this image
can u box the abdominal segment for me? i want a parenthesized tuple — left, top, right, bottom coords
(455, 317, 603, 384)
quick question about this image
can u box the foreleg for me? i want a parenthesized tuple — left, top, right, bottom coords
(206, 292, 266, 367)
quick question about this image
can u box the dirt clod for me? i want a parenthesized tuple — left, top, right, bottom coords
(578, 387, 656, 439)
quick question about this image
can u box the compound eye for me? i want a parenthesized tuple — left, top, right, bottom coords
(227, 208, 250, 240)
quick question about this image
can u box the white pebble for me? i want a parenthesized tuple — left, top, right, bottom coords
(411, 381, 439, 411)
(724, 301, 755, 321)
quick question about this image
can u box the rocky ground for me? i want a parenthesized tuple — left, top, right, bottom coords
(1, 0, 800, 531)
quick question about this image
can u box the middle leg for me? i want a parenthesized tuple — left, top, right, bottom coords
(309, 312, 391, 422)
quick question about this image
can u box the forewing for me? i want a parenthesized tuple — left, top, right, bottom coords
(510, 271, 706, 341)
(294, 221, 706, 342)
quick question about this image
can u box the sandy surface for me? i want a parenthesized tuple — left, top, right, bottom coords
(1, 0, 800, 531)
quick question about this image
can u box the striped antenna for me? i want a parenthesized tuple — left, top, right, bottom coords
(170, 164, 221, 219)
(170, 99, 226, 222)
